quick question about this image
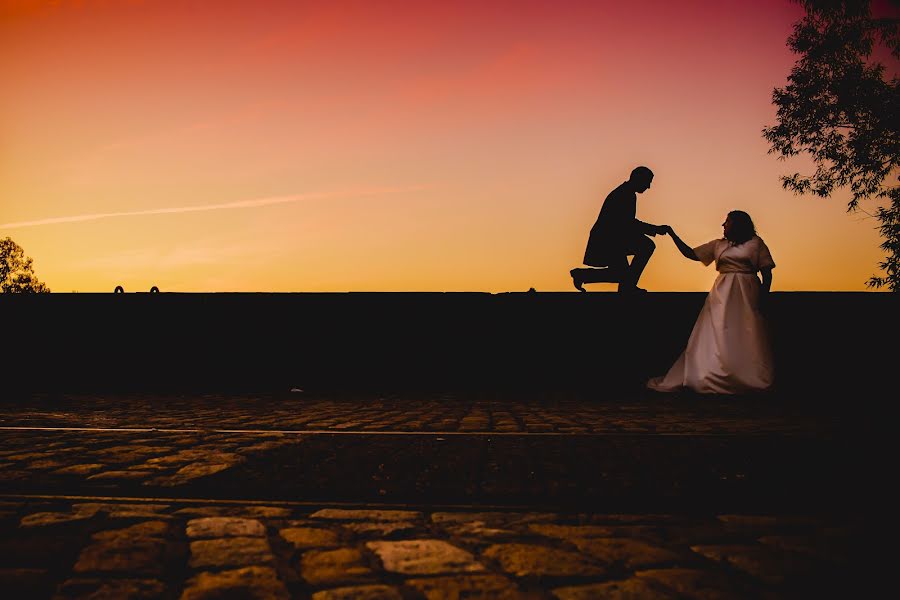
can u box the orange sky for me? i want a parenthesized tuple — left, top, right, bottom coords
(0, 0, 891, 292)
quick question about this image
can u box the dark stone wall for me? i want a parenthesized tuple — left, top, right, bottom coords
(2, 292, 895, 394)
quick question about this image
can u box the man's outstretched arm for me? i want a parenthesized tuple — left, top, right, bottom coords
(635, 219, 667, 236)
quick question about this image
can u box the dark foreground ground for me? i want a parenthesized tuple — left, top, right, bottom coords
(5, 292, 896, 395)
(0, 391, 885, 599)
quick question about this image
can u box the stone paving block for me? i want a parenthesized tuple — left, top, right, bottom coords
(441, 520, 517, 541)
(145, 449, 238, 466)
(284, 519, 317, 527)
(584, 514, 678, 525)
(128, 463, 170, 472)
(20, 511, 95, 528)
(482, 543, 605, 578)
(636, 568, 744, 600)
(690, 544, 821, 585)
(432, 512, 556, 527)
(552, 578, 678, 600)
(234, 441, 291, 455)
(180, 566, 289, 600)
(528, 524, 617, 540)
(86, 470, 155, 481)
(189, 537, 274, 569)
(73, 538, 167, 575)
(25, 459, 69, 470)
(525, 424, 555, 432)
(90, 444, 163, 458)
(89, 451, 164, 466)
(239, 506, 293, 518)
(173, 506, 239, 517)
(72, 503, 170, 519)
(572, 538, 682, 569)
(504, 513, 561, 526)
(458, 419, 490, 431)
(311, 584, 403, 600)
(186, 517, 266, 539)
(342, 521, 418, 538)
(432, 512, 511, 525)
(300, 547, 373, 586)
(173, 505, 291, 518)
(54, 577, 166, 599)
(52, 464, 105, 475)
(5, 452, 53, 461)
(596, 525, 668, 543)
(367, 540, 485, 575)
(92, 520, 170, 541)
(147, 462, 235, 486)
(311, 509, 422, 522)
(405, 574, 523, 599)
(280, 527, 340, 549)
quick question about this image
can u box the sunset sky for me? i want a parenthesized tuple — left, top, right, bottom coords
(1, 0, 893, 292)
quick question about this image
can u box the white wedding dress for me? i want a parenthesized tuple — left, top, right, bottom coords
(648, 235, 776, 394)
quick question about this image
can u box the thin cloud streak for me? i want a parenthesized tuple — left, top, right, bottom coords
(0, 185, 428, 229)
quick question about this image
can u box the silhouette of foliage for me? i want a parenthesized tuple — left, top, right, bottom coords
(0, 237, 50, 293)
(763, 0, 899, 290)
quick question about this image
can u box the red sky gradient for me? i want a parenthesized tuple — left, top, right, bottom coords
(1, 0, 893, 291)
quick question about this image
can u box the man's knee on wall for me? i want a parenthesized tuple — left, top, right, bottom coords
(607, 264, 626, 278)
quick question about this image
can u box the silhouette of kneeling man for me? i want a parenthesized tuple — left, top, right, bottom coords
(571, 166, 667, 293)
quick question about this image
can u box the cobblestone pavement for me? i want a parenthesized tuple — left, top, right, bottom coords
(0, 393, 876, 598)
(0, 391, 849, 434)
(0, 496, 863, 599)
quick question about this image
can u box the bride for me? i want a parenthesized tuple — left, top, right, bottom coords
(648, 210, 775, 394)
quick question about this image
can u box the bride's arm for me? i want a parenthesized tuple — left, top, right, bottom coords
(760, 268, 773, 293)
(665, 226, 700, 261)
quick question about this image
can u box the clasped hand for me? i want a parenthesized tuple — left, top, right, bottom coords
(653, 224, 674, 236)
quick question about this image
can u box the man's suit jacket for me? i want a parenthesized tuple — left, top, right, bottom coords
(583, 182, 656, 267)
